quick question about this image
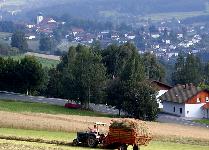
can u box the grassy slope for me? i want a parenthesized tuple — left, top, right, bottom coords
(0, 100, 114, 117)
(194, 119, 209, 125)
(0, 128, 209, 150)
(4, 55, 59, 68)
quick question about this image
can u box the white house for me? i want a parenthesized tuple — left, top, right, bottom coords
(160, 84, 209, 118)
(151, 81, 172, 109)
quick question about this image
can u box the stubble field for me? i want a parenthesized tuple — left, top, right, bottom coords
(0, 111, 209, 146)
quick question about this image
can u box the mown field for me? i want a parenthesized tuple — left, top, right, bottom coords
(0, 128, 209, 150)
(0, 99, 209, 149)
(0, 100, 114, 117)
(4, 54, 59, 68)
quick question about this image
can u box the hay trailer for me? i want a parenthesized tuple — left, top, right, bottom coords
(102, 127, 152, 150)
(72, 119, 152, 150)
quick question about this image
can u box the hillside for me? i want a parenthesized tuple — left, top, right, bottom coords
(0, 0, 207, 22)
(28, 0, 207, 20)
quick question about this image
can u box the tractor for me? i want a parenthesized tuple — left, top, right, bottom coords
(72, 122, 106, 148)
(72, 119, 152, 150)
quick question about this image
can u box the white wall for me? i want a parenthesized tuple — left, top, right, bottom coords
(185, 103, 205, 118)
(156, 90, 168, 109)
(163, 101, 185, 117)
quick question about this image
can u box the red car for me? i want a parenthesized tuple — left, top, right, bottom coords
(65, 103, 81, 109)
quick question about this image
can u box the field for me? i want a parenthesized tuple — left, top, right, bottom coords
(139, 11, 208, 21)
(4, 54, 59, 68)
(0, 129, 209, 150)
(0, 100, 113, 117)
(0, 99, 209, 149)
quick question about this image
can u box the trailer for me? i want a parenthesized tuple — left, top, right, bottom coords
(72, 119, 152, 150)
(103, 127, 152, 150)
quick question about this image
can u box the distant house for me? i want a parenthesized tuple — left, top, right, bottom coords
(160, 84, 209, 118)
(151, 80, 172, 109)
(72, 28, 84, 36)
(26, 34, 36, 40)
(125, 33, 136, 40)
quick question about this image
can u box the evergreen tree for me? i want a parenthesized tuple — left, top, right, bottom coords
(172, 54, 202, 85)
(143, 53, 165, 81)
(39, 35, 55, 52)
(172, 54, 185, 85)
(11, 31, 28, 53)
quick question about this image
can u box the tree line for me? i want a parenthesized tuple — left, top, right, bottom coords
(46, 43, 164, 120)
(0, 56, 46, 94)
(172, 53, 209, 88)
(0, 43, 164, 121)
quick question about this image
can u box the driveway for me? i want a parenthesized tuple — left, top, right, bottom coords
(157, 113, 209, 128)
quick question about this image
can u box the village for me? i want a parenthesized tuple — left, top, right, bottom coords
(13, 12, 208, 65)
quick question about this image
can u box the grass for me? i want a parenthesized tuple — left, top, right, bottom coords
(0, 128, 74, 142)
(0, 128, 209, 150)
(0, 100, 114, 117)
(139, 11, 208, 21)
(194, 119, 209, 125)
(3, 54, 59, 68)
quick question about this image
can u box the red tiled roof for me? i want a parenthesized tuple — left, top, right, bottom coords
(203, 103, 209, 109)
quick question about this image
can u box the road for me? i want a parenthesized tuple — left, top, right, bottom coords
(0, 91, 67, 106)
(157, 113, 209, 128)
(0, 91, 209, 128)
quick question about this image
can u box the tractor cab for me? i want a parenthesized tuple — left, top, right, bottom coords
(89, 122, 106, 135)
(73, 122, 106, 148)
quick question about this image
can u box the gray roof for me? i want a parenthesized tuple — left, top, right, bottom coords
(160, 84, 202, 103)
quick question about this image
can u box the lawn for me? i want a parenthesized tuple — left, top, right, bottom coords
(0, 128, 209, 150)
(0, 100, 114, 117)
(194, 119, 209, 125)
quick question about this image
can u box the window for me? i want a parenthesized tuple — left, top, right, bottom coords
(206, 97, 209, 103)
(180, 108, 183, 114)
(197, 98, 201, 103)
(173, 107, 175, 112)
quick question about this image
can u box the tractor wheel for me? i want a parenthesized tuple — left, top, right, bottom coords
(118, 144, 128, 150)
(72, 139, 79, 146)
(133, 144, 139, 150)
(87, 135, 98, 148)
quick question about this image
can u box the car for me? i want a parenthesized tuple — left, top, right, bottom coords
(64, 103, 81, 109)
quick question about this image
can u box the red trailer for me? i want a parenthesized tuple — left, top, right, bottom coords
(103, 127, 152, 150)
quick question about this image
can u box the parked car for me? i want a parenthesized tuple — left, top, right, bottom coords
(65, 103, 81, 109)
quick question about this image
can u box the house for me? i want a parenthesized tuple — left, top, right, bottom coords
(72, 28, 84, 36)
(151, 80, 172, 109)
(26, 34, 36, 40)
(160, 84, 209, 118)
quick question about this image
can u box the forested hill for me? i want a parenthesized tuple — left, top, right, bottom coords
(26, 0, 206, 19)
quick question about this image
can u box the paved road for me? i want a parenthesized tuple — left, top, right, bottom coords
(0, 91, 209, 128)
(157, 113, 209, 128)
(0, 91, 124, 115)
(0, 91, 67, 106)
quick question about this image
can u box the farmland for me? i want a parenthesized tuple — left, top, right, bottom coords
(0, 100, 209, 149)
(3, 54, 59, 68)
(0, 100, 113, 117)
(0, 129, 209, 150)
